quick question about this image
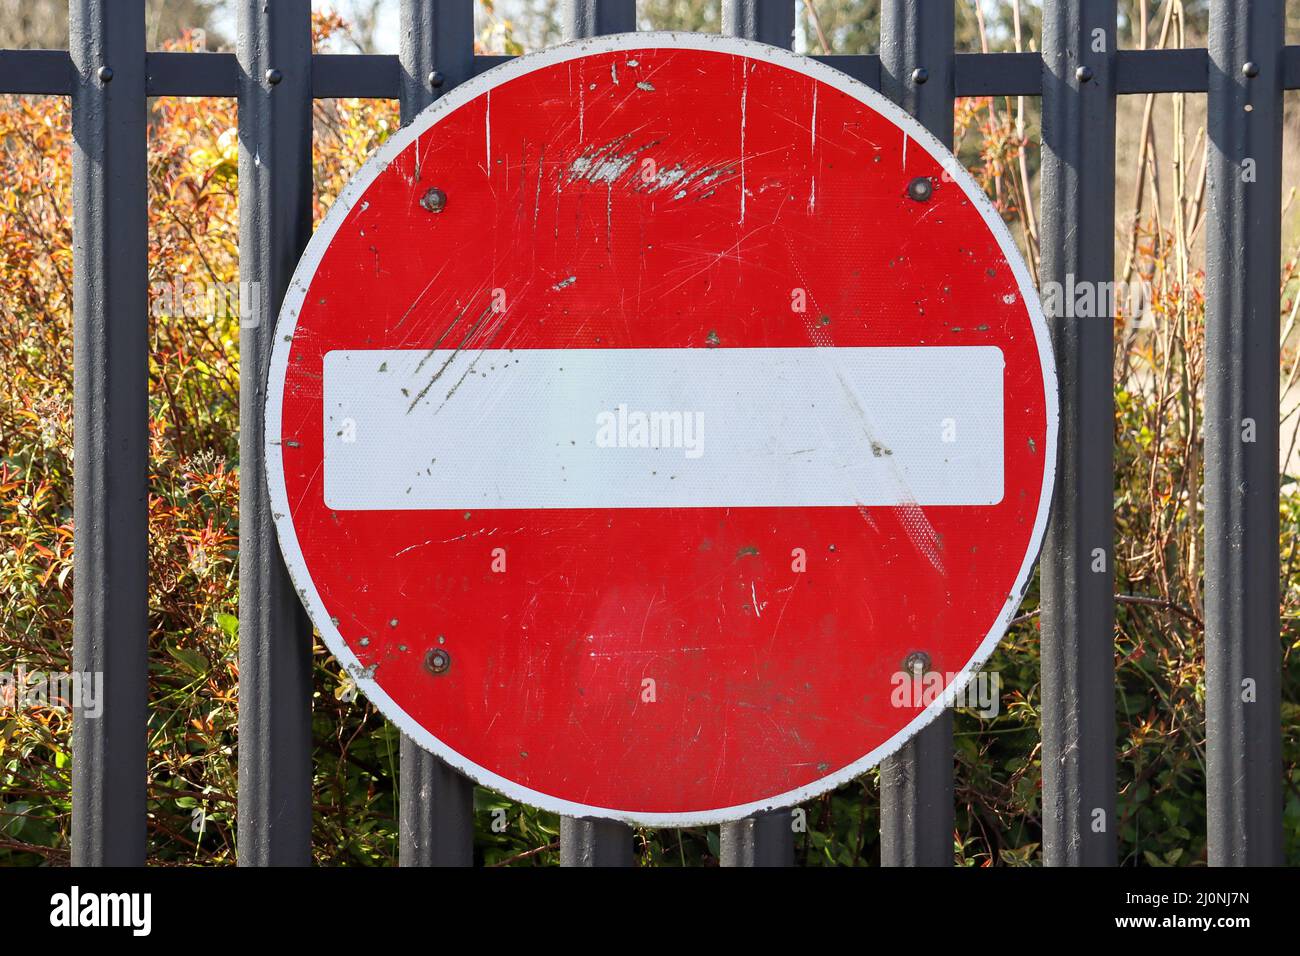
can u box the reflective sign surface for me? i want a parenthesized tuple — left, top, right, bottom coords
(267, 33, 1057, 824)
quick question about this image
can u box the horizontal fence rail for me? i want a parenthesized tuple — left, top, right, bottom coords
(0, 0, 1289, 866)
(10, 46, 1300, 99)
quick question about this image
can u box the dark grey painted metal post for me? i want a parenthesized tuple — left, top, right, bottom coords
(721, 0, 795, 48)
(720, 810, 795, 867)
(1204, 0, 1284, 866)
(398, 745, 475, 866)
(557, 0, 637, 871)
(716, 0, 797, 870)
(1038, 0, 1118, 868)
(70, 0, 148, 867)
(877, 0, 956, 868)
(399, 0, 475, 112)
(881, 0, 954, 138)
(564, 0, 636, 38)
(397, 0, 476, 868)
(236, 0, 314, 866)
(560, 817, 634, 867)
(880, 721, 954, 868)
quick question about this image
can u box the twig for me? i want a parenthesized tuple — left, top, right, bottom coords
(489, 839, 560, 867)
(801, 0, 830, 55)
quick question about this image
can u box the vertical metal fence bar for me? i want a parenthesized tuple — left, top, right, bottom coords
(236, 0, 315, 866)
(564, 0, 637, 39)
(720, 0, 795, 47)
(1038, 0, 1118, 868)
(398, 748, 475, 865)
(877, 0, 955, 868)
(1204, 0, 1284, 866)
(556, 0, 637, 871)
(399, 0, 475, 111)
(69, 0, 148, 867)
(720, 811, 795, 867)
(396, 0, 477, 869)
(559, 817, 634, 866)
(716, 0, 797, 870)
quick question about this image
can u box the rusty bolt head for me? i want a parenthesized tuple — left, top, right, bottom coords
(425, 647, 451, 675)
(1075, 65, 1094, 84)
(906, 176, 933, 203)
(903, 651, 931, 676)
(910, 67, 929, 85)
(420, 187, 448, 213)
(266, 68, 283, 86)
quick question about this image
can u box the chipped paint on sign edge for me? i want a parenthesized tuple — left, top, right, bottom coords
(264, 31, 1060, 827)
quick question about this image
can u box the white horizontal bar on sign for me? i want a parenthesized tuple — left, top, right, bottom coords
(320, 347, 1004, 510)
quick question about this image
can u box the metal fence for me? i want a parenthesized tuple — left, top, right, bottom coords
(0, 0, 1288, 866)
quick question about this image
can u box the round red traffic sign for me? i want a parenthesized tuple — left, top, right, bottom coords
(267, 33, 1057, 824)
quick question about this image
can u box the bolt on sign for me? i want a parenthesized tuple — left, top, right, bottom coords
(267, 33, 1058, 825)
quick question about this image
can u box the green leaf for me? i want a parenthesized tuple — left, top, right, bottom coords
(2, 801, 31, 838)
(168, 645, 209, 676)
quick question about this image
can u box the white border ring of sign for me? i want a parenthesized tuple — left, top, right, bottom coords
(264, 31, 1060, 827)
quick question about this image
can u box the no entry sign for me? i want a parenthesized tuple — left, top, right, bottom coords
(267, 33, 1057, 824)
